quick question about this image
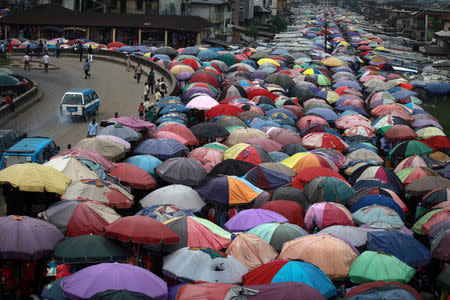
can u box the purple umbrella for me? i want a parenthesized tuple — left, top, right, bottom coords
(411, 118, 443, 129)
(224, 209, 287, 232)
(252, 70, 269, 80)
(107, 116, 157, 137)
(61, 263, 168, 300)
(182, 87, 217, 101)
(176, 71, 193, 81)
(0, 216, 64, 260)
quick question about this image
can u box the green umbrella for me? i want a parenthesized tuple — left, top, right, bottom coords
(437, 265, 450, 289)
(316, 74, 332, 86)
(349, 251, 415, 284)
(175, 55, 197, 61)
(203, 142, 229, 152)
(53, 235, 128, 264)
(41, 278, 67, 300)
(247, 222, 308, 252)
(264, 73, 296, 90)
(0, 74, 19, 86)
(249, 52, 271, 61)
(217, 53, 237, 67)
(304, 176, 356, 205)
(411, 209, 445, 235)
(389, 140, 433, 160)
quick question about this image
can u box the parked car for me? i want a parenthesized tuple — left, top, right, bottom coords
(59, 88, 100, 121)
(0, 129, 26, 157)
(0, 137, 59, 169)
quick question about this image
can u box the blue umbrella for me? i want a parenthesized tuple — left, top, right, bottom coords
(269, 151, 290, 162)
(334, 105, 368, 117)
(197, 49, 218, 60)
(391, 89, 417, 100)
(305, 108, 338, 123)
(41, 278, 67, 300)
(243, 165, 292, 190)
(124, 155, 163, 176)
(155, 96, 182, 107)
(153, 54, 171, 61)
(182, 46, 200, 56)
(332, 80, 362, 91)
(350, 194, 405, 219)
(154, 115, 186, 125)
(118, 46, 135, 52)
(134, 138, 189, 160)
(424, 82, 450, 95)
(136, 205, 195, 222)
(367, 231, 431, 267)
(258, 104, 276, 111)
(347, 142, 378, 153)
(241, 59, 257, 68)
(271, 49, 289, 55)
(352, 179, 401, 194)
(159, 103, 189, 114)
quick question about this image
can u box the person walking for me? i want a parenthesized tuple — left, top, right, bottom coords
(38, 40, 43, 58)
(125, 52, 131, 71)
(144, 82, 150, 101)
(55, 40, 60, 58)
(79, 42, 84, 62)
(147, 68, 155, 93)
(42, 52, 50, 73)
(23, 53, 30, 70)
(134, 63, 142, 83)
(87, 45, 93, 62)
(7, 42, 12, 58)
(82, 58, 91, 79)
(4, 93, 14, 112)
(87, 118, 98, 137)
(160, 78, 167, 97)
(138, 102, 145, 119)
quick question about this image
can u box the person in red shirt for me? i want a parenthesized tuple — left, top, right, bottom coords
(4, 93, 14, 112)
(7, 43, 12, 58)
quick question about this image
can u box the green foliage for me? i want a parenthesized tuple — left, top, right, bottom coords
(271, 15, 288, 33)
(246, 26, 259, 39)
(250, 18, 261, 27)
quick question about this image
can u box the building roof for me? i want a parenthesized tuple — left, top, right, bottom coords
(0, 5, 212, 32)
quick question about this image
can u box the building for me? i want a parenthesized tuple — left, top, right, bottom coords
(187, 0, 231, 35)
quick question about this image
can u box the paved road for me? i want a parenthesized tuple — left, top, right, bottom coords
(3, 56, 162, 148)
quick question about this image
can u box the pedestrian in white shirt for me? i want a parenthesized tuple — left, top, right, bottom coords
(43, 53, 50, 73)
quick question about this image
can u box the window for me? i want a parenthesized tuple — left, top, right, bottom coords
(136, 0, 143, 10)
(41, 147, 52, 163)
(62, 93, 83, 105)
(111, 0, 117, 9)
(3, 155, 31, 168)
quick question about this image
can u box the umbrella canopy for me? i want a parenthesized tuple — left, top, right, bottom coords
(247, 222, 308, 252)
(349, 251, 415, 284)
(124, 155, 162, 176)
(304, 176, 355, 205)
(389, 140, 433, 160)
(281, 152, 337, 173)
(188, 147, 223, 172)
(0, 215, 64, 260)
(304, 202, 354, 230)
(242, 259, 337, 299)
(224, 128, 268, 147)
(139, 184, 206, 213)
(405, 176, 450, 196)
(208, 159, 257, 177)
(302, 132, 349, 152)
(224, 209, 288, 232)
(41, 278, 66, 300)
(74, 138, 125, 162)
(352, 205, 404, 228)
(89, 290, 152, 300)
(104, 215, 179, 244)
(396, 167, 440, 186)
(0, 163, 71, 195)
(163, 247, 248, 284)
(98, 124, 142, 142)
(109, 163, 156, 189)
(158, 124, 198, 146)
(225, 233, 278, 271)
(155, 157, 207, 186)
(44, 156, 99, 181)
(344, 281, 421, 300)
(384, 125, 417, 141)
(134, 138, 189, 160)
(243, 165, 292, 190)
(136, 204, 194, 223)
(265, 73, 296, 90)
(53, 234, 128, 264)
(39, 200, 121, 237)
(190, 122, 230, 140)
(279, 234, 358, 280)
(55, 148, 116, 171)
(186, 94, 219, 110)
(223, 143, 272, 165)
(61, 263, 168, 300)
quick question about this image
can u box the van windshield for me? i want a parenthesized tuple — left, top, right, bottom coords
(2, 155, 31, 168)
(62, 94, 83, 105)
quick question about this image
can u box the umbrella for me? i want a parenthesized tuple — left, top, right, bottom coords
(163, 247, 248, 284)
(396, 167, 440, 186)
(163, 216, 232, 251)
(95, 135, 131, 152)
(302, 132, 349, 152)
(304, 202, 354, 230)
(205, 104, 244, 119)
(228, 282, 326, 300)
(264, 73, 296, 90)
(155, 157, 207, 186)
(61, 179, 134, 209)
(318, 225, 380, 248)
(366, 231, 431, 267)
(260, 200, 304, 227)
(279, 234, 358, 279)
(247, 222, 308, 252)
(0, 163, 71, 195)
(281, 152, 337, 173)
(0, 215, 64, 260)
(108, 163, 156, 189)
(304, 176, 355, 205)
(405, 176, 450, 196)
(344, 281, 421, 300)
(124, 155, 162, 176)
(195, 175, 263, 207)
(44, 156, 98, 181)
(349, 251, 415, 284)
(39, 200, 121, 237)
(422, 188, 450, 208)
(389, 140, 434, 160)
(190, 122, 230, 140)
(259, 162, 296, 177)
(88, 290, 152, 300)
(291, 166, 345, 190)
(173, 282, 234, 300)
(187, 147, 223, 172)
(350, 194, 405, 219)
(53, 234, 128, 264)
(224, 128, 268, 147)
(208, 159, 257, 177)
(224, 209, 288, 232)
(242, 259, 337, 299)
(186, 94, 219, 110)
(223, 143, 272, 165)
(98, 124, 142, 142)
(61, 263, 168, 300)
(224, 233, 278, 271)
(104, 215, 179, 244)
(352, 205, 404, 228)
(139, 184, 206, 213)
(243, 165, 292, 190)
(55, 148, 116, 171)
(41, 278, 66, 300)
(384, 125, 418, 141)
(134, 138, 189, 160)
(75, 138, 125, 162)
(136, 204, 194, 223)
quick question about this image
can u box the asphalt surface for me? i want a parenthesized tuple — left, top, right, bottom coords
(3, 55, 161, 148)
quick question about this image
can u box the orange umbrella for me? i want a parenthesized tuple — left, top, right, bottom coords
(279, 234, 358, 279)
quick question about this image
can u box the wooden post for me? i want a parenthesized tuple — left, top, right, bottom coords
(164, 30, 168, 46)
(112, 28, 116, 42)
(4, 25, 7, 39)
(86, 28, 90, 40)
(37, 25, 40, 39)
(138, 28, 142, 45)
(196, 31, 202, 44)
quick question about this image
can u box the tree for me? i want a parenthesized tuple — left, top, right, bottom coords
(246, 26, 259, 39)
(271, 15, 288, 33)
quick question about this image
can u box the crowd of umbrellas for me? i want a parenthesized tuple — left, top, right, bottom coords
(0, 7, 449, 300)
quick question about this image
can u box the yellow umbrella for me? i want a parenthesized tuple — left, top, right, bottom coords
(144, 52, 152, 57)
(257, 58, 280, 67)
(375, 46, 387, 51)
(321, 57, 346, 67)
(0, 163, 71, 195)
(416, 127, 446, 139)
(169, 64, 195, 75)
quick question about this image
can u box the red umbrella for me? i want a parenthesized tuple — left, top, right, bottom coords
(159, 124, 198, 146)
(205, 104, 244, 120)
(245, 138, 283, 152)
(54, 148, 117, 171)
(181, 58, 202, 70)
(297, 116, 329, 131)
(260, 200, 305, 227)
(422, 136, 450, 151)
(291, 167, 345, 190)
(104, 215, 179, 244)
(345, 281, 421, 299)
(267, 128, 303, 146)
(302, 132, 349, 152)
(247, 87, 278, 101)
(109, 163, 156, 189)
(154, 131, 189, 145)
(189, 72, 219, 89)
(282, 105, 304, 119)
(384, 125, 418, 141)
(106, 41, 126, 48)
(234, 53, 248, 62)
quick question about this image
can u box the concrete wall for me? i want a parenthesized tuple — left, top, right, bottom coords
(159, 0, 183, 15)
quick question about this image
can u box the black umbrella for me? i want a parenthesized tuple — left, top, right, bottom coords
(89, 290, 153, 300)
(208, 159, 256, 177)
(281, 143, 308, 156)
(269, 186, 310, 210)
(190, 122, 229, 140)
(289, 87, 316, 103)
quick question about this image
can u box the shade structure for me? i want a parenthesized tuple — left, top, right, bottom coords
(389, 140, 433, 160)
(61, 263, 168, 300)
(53, 234, 128, 264)
(190, 122, 230, 140)
(134, 138, 189, 161)
(124, 155, 163, 176)
(352, 205, 404, 228)
(195, 175, 263, 207)
(136, 204, 194, 223)
(344, 281, 421, 300)
(208, 159, 257, 177)
(301, 132, 349, 152)
(223, 143, 272, 165)
(155, 157, 207, 186)
(281, 152, 337, 173)
(224, 209, 288, 232)
(55, 148, 116, 171)
(260, 200, 305, 227)
(74, 138, 126, 162)
(279, 234, 358, 280)
(187, 147, 223, 172)
(98, 124, 143, 142)
(304, 176, 355, 205)
(349, 251, 415, 284)
(109, 163, 156, 189)
(159, 123, 198, 146)
(186, 94, 219, 110)
(224, 128, 269, 147)
(247, 222, 308, 252)
(291, 167, 345, 190)
(61, 179, 134, 209)
(44, 156, 99, 181)
(304, 202, 353, 230)
(104, 215, 179, 244)
(242, 259, 337, 299)
(0, 163, 71, 195)
(0, 215, 64, 260)
(225, 233, 278, 271)
(366, 231, 431, 267)
(163, 247, 248, 284)
(405, 176, 450, 196)
(88, 290, 153, 300)
(39, 200, 121, 237)
(139, 184, 206, 213)
(243, 166, 292, 190)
